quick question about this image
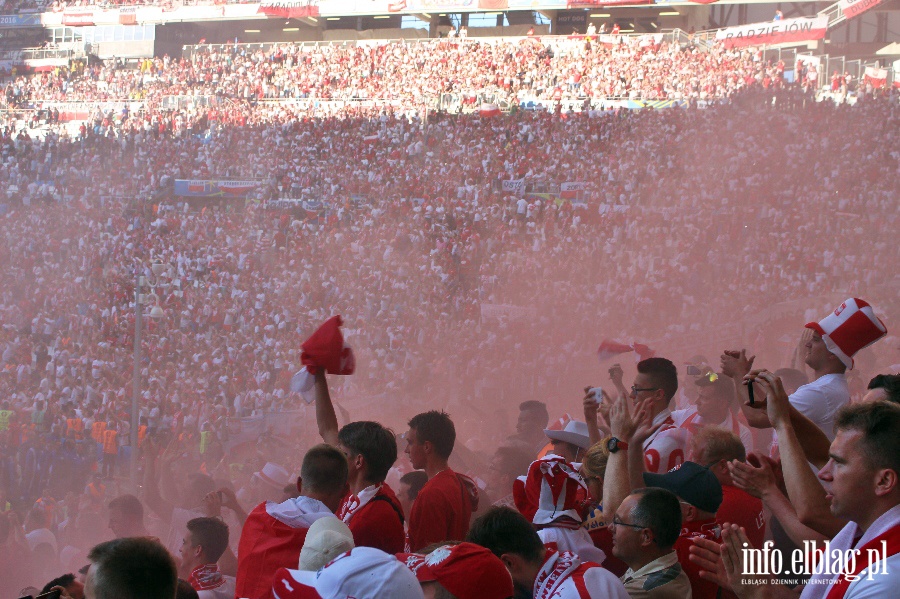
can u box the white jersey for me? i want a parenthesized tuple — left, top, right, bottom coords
(642, 409, 689, 474)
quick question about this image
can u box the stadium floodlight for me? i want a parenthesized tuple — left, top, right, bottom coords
(245, 29, 261, 33)
(284, 27, 300, 31)
(589, 13, 611, 18)
(659, 11, 680, 16)
(651, 22, 658, 29)
(374, 15, 390, 19)
(327, 17, 340, 20)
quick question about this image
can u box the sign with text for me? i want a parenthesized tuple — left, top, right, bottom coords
(715, 16, 828, 49)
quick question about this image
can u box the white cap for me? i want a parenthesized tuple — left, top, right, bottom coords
(298, 517, 354, 571)
(272, 547, 424, 599)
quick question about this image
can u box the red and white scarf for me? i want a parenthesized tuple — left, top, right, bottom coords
(188, 563, 225, 591)
(534, 550, 581, 599)
(337, 483, 381, 523)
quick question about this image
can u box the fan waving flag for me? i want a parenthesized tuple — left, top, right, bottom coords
(291, 315, 355, 403)
(597, 340, 634, 363)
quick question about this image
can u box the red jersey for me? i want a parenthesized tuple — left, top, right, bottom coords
(717, 484, 765, 549)
(407, 468, 473, 552)
(337, 483, 405, 554)
(674, 518, 722, 599)
(235, 498, 333, 599)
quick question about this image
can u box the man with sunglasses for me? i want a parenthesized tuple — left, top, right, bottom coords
(611, 487, 692, 598)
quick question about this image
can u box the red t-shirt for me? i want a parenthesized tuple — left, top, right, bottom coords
(341, 484, 405, 554)
(717, 484, 766, 549)
(407, 468, 472, 552)
(674, 518, 722, 599)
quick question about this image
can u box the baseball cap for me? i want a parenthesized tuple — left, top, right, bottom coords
(397, 543, 514, 599)
(642, 461, 723, 514)
(298, 517, 355, 571)
(272, 547, 424, 599)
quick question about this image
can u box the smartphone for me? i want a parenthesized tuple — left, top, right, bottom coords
(588, 387, 603, 404)
(748, 380, 756, 406)
(686, 365, 702, 376)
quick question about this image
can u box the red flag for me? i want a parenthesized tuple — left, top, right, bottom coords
(597, 340, 634, 363)
(632, 343, 656, 361)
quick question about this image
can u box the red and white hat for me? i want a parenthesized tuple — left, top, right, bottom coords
(397, 543, 514, 599)
(272, 547, 424, 599)
(513, 455, 586, 527)
(805, 298, 887, 369)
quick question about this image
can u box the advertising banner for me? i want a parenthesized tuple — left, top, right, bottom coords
(174, 180, 260, 198)
(838, 0, 885, 20)
(258, 0, 320, 19)
(0, 14, 42, 28)
(62, 8, 96, 26)
(714, 16, 828, 49)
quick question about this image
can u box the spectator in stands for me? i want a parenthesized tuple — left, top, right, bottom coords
(313, 371, 405, 554)
(179, 517, 234, 599)
(84, 537, 177, 599)
(40, 573, 85, 599)
(689, 427, 765, 548)
(467, 506, 629, 598)
(107, 494, 149, 539)
(484, 445, 532, 508)
(864, 373, 900, 404)
(643, 462, 723, 599)
(612, 487, 692, 599)
(405, 411, 475, 552)
(632, 358, 690, 474)
(236, 444, 348, 599)
(673, 375, 753, 450)
(508, 400, 550, 456)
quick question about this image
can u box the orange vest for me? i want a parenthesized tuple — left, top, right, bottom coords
(103, 430, 118, 454)
(88, 482, 106, 500)
(138, 425, 147, 445)
(92, 421, 107, 442)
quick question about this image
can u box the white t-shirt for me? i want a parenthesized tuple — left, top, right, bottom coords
(773, 373, 849, 457)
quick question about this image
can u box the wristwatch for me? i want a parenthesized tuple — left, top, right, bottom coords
(606, 437, 629, 453)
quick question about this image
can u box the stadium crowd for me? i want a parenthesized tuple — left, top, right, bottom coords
(0, 30, 899, 599)
(4, 36, 785, 109)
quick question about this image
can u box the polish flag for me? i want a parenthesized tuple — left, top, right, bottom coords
(864, 66, 887, 89)
(597, 340, 634, 363)
(480, 103, 501, 117)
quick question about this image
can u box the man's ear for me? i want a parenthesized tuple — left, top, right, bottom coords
(422, 440, 434, 457)
(874, 468, 898, 498)
(500, 552, 525, 575)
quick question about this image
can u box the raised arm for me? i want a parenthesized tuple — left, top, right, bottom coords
(722, 349, 771, 429)
(601, 395, 643, 523)
(313, 369, 340, 447)
(729, 454, 828, 548)
(750, 371, 846, 538)
(142, 440, 175, 523)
